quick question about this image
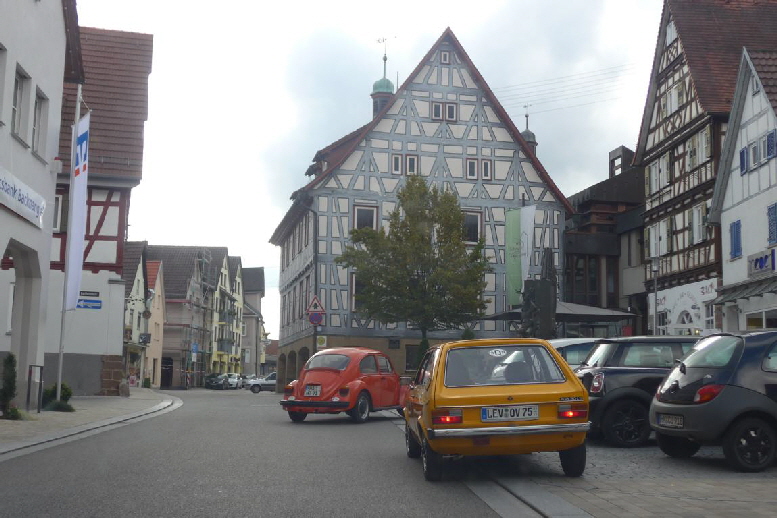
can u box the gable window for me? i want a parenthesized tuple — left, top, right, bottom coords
(752, 75, 760, 95)
(440, 50, 450, 64)
(392, 154, 403, 175)
(354, 205, 377, 230)
(665, 20, 677, 46)
(463, 211, 481, 243)
(431, 102, 443, 121)
(466, 158, 478, 180)
(406, 155, 417, 176)
(481, 159, 492, 181)
(768, 203, 777, 246)
(750, 141, 761, 168)
(445, 103, 457, 122)
(730, 220, 742, 259)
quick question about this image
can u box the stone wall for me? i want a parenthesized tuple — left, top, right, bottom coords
(99, 355, 124, 396)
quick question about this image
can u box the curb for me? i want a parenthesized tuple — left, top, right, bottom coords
(0, 395, 182, 456)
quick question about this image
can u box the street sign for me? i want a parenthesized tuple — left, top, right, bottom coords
(309, 312, 324, 325)
(76, 298, 102, 310)
(306, 296, 325, 314)
(191, 343, 198, 354)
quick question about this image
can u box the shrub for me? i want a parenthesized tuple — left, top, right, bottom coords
(42, 383, 73, 407)
(0, 353, 17, 418)
(5, 405, 22, 420)
(461, 328, 475, 340)
(143, 377, 151, 388)
(44, 400, 75, 412)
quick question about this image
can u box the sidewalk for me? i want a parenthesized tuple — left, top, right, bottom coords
(0, 387, 179, 455)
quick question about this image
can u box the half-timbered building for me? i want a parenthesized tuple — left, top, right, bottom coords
(634, 0, 777, 336)
(45, 27, 153, 394)
(271, 29, 572, 383)
(709, 48, 777, 330)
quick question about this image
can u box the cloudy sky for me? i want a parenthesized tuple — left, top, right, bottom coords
(74, 0, 664, 339)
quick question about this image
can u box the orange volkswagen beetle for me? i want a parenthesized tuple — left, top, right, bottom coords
(404, 339, 590, 480)
(281, 347, 408, 423)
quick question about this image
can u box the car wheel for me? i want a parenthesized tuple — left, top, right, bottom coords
(421, 438, 443, 481)
(602, 400, 651, 447)
(288, 411, 307, 423)
(656, 433, 701, 458)
(405, 424, 421, 458)
(558, 443, 586, 477)
(250, 385, 261, 394)
(722, 417, 776, 472)
(348, 392, 371, 423)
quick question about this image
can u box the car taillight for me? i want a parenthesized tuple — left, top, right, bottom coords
(693, 384, 724, 403)
(339, 387, 350, 397)
(283, 385, 293, 396)
(590, 372, 604, 394)
(558, 403, 588, 419)
(432, 408, 463, 425)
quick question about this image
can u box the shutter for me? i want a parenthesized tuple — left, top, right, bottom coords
(767, 130, 776, 159)
(667, 217, 673, 253)
(688, 209, 694, 246)
(769, 204, 777, 245)
(740, 148, 748, 174)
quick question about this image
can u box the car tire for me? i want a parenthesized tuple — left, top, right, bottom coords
(405, 424, 421, 458)
(602, 399, 651, 447)
(722, 417, 776, 472)
(656, 433, 701, 458)
(250, 385, 261, 394)
(348, 392, 371, 423)
(288, 411, 307, 423)
(421, 438, 443, 481)
(559, 443, 586, 477)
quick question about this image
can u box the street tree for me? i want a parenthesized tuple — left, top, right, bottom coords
(337, 176, 491, 358)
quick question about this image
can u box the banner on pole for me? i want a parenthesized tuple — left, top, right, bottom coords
(64, 112, 90, 311)
(505, 205, 536, 306)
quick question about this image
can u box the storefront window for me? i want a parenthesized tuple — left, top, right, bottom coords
(747, 312, 765, 329)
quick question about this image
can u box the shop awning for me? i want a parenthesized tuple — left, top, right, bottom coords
(711, 277, 777, 305)
(486, 301, 634, 323)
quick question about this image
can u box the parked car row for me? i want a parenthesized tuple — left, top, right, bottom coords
(278, 330, 777, 478)
(204, 372, 275, 390)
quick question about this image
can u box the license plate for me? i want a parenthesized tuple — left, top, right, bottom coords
(658, 413, 684, 428)
(304, 385, 321, 397)
(481, 405, 539, 422)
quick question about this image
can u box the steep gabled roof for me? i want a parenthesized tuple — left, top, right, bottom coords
(243, 267, 265, 295)
(228, 256, 241, 285)
(272, 28, 573, 243)
(59, 27, 153, 181)
(145, 245, 204, 299)
(635, 0, 777, 162)
(147, 260, 161, 289)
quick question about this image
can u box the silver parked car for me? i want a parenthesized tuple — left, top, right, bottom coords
(246, 372, 277, 393)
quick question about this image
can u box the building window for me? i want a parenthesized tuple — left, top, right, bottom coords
(406, 155, 417, 176)
(445, 103, 457, 122)
(440, 50, 450, 64)
(392, 154, 403, 175)
(12, 69, 29, 137)
(752, 75, 761, 95)
(431, 102, 443, 121)
(52, 194, 63, 231)
(704, 304, 714, 330)
(462, 211, 481, 243)
(481, 159, 492, 180)
(768, 203, 777, 245)
(750, 141, 761, 168)
(466, 158, 478, 180)
(31, 90, 47, 154)
(665, 20, 677, 45)
(351, 273, 365, 312)
(354, 205, 377, 230)
(730, 220, 742, 259)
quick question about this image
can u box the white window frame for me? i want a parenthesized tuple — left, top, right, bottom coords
(31, 89, 47, 155)
(405, 155, 418, 176)
(391, 154, 403, 175)
(462, 211, 481, 244)
(466, 158, 478, 180)
(750, 141, 761, 168)
(692, 204, 703, 245)
(431, 102, 443, 121)
(665, 20, 677, 46)
(481, 159, 492, 181)
(445, 103, 457, 122)
(440, 50, 450, 64)
(12, 69, 29, 137)
(353, 205, 378, 230)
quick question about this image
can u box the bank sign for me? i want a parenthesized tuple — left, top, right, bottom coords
(748, 249, 776, 279)
(0, 165, 46, 228)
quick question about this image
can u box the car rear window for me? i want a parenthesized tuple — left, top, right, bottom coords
(559, 343, 595, 365)
(683, 335, 743, 368)
(305, 354, 350, 370)
(619, 343, 677, 368)
(445, 344, 565, 387)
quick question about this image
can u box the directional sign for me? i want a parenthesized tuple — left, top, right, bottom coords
(306, 295, 325, 314)
(76, 298, 102, 310)
(191, 343, 198, 354)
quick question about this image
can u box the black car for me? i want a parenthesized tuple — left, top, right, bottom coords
(204, 373, 229, 390)
(651, 331, 777, 472)
(576, 336, 699, 447)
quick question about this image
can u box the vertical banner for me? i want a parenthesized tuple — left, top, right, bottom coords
(505, 205, 537, 306)
(63, 112, 90, 310)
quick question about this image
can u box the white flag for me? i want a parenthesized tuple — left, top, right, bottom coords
(64, 112, 90, 311)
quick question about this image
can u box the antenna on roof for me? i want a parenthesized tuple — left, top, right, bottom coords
(523, 104, 533, 130)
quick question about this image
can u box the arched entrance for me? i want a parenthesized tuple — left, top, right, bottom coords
(298, 347, 310, 370)
(287, 350, 298, 382)
(277, 353, 287, 393)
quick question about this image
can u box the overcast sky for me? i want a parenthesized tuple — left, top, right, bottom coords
(74, 0, 663, 340)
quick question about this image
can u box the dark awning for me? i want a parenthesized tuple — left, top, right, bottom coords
(486, 301, 633, 323)
(711, 277, 777, 305)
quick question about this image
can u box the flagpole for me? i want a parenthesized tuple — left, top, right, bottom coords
(56, 84, 82, 401)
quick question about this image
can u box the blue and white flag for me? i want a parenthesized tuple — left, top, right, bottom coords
(64, 112, 90, 311)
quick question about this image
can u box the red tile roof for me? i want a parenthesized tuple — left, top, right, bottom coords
(750, 50, 777, 115)
(670, 0, 777, 115)
(58, 27, 153, 180)
(147, 260, 161, 289)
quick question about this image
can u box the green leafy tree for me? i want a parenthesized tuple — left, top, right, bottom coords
(1, 353, 17, 418)
(337, 176, 491, 359)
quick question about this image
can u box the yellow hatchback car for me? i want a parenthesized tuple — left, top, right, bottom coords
(404, 339, 590, 481)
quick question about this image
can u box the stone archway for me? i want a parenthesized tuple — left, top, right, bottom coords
(298, 347, 310, 371)
(287, 350, 298, 383)
(277, 353, 287, 393)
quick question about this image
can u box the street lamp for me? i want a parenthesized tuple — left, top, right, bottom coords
(651, 257, 659, 335)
